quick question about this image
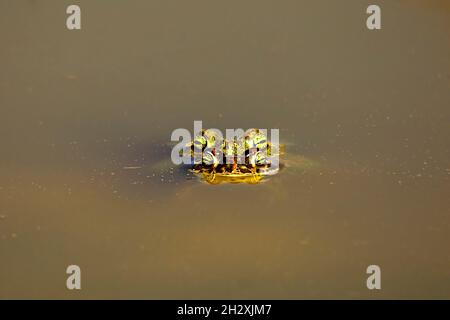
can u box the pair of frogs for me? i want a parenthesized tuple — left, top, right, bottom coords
(184, 129, 280, 183)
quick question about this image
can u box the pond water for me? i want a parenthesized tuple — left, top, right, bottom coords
(0, 0, 449, 298)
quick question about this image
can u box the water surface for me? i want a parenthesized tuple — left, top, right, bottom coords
(0, 0, 449, 299)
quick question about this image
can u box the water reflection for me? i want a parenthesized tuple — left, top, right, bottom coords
(0, 0, 449, 299)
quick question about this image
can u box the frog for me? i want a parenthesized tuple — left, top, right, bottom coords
(183, 128, 282, 184)
(117, 129, 319, 187)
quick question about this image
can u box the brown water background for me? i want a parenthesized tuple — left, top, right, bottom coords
(0, 0, 449, 299)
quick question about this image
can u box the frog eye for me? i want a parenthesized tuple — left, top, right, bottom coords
(203, 130, 224, 149)
(245, 131, 267, 150)
(254, 131, 268, 144)
(255, 137, 267, 149)
(193, 136, 206, 149)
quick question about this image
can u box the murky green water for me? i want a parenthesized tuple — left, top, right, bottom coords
(0, 0, 449, 299)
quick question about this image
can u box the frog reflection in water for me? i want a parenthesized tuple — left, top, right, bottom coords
(185, 129, 281, 184)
